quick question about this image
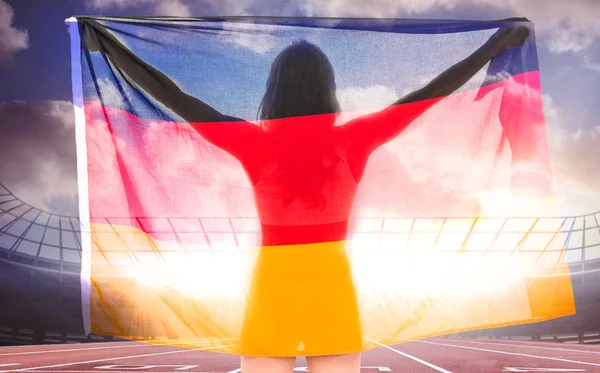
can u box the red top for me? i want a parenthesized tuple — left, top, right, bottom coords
(189, 102, 436, 246)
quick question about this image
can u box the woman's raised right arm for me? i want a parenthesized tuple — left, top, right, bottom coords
(81, 19, 264, 158)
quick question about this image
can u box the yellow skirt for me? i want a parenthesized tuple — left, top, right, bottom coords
(239, 241, 362, 356)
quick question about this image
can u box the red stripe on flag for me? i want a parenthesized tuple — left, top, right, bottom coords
(84, 71, 552, 246)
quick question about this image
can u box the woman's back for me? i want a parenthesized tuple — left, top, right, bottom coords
(241, 116, 361, 245)
(253, 143, 357, 221)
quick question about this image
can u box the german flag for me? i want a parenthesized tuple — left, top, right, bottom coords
(67, 16, 574, 356)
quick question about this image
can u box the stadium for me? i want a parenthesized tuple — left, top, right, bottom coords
(1, 182, 600, 372)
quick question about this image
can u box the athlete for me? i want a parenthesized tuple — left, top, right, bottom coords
(81, 19, 529, 373)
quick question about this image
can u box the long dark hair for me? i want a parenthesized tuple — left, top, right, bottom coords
(259, 40, 340, 120)
(258, 40, 342, 209)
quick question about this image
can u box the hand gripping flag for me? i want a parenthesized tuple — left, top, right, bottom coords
(67, 16, 575, 356)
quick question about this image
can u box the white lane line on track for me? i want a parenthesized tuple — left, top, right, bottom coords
(0, 345, 234, 373)
(464, 340, 600, 355)
(419, 341, 600, 368)
(440, 337, 600, 350)
(0, 340, 227, 357)
(0, 344, 160, 357)
(366, 338, 453, 373)
(0, 342, 134, 351)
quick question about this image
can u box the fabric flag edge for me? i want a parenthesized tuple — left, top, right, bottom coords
(68, 16, 92, 337)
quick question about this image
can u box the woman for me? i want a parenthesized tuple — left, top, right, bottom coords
(82, 19, 529, 373)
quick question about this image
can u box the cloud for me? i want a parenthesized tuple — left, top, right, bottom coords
(336, 84, 398, 123)
(335, 84, 600, 216)
(97, 77, 126, 108)
(87, 0, 278, 54)
(0, 101, 78, 215)
(217, 22, 278, 54)
(299, 0, 600, 55)
(338, 85, 398, 111)
(543, 94, 600, 215)
(301, 0, 451, 18)
(154, 0, 191, 16)
(82, 102, 257, 220)
(550, 125, 600, 216)
(547, 25, 596, 54)
(583, 56, 600, 72)
(0, 0, 28, 58)
(86, 0, 600, 56)
(88, 0, 191, 16)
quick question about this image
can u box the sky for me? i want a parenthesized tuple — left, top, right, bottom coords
(0, 0, 599, 217)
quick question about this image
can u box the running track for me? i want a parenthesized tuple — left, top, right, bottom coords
(0, 338, 599, 373)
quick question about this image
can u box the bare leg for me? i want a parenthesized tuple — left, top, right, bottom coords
(240, 356, 296, 373)
(306, 353, 361, 373)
